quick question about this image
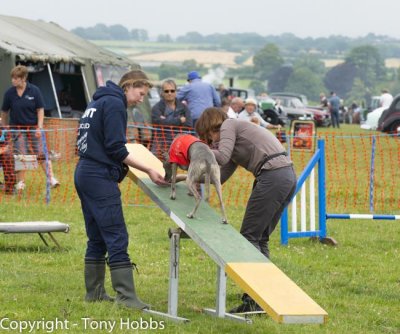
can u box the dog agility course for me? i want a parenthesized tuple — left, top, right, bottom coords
(125, 143, 328, 324)
(281, 138, 400, 246)
(1, 123, 399, 333)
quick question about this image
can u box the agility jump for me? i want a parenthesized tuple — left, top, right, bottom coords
(281, 138, 399, 246)
(126, 143, 328, 324)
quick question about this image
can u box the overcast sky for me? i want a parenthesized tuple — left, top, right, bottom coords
(1, 0, 399, 39)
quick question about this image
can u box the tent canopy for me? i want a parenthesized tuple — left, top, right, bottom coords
(0, 14, 132, 66)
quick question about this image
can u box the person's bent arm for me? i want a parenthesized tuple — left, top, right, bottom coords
(35, 108, 44, 138)
(37, 108, 44, 128)
(257, 112, 278, 129)
(151, 103, 164, 124)
(219, 160, 237, 184)
(123, 152, 169, 186)
(1, 111, 9, 126)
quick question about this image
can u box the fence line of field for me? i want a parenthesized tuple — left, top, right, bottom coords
(0, 120, 399, 215)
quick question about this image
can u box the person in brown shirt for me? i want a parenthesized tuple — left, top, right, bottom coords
(196, 108, 297, 313)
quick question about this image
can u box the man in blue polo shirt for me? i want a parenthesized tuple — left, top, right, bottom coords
(1, 65, 59, 191)
(177, 71, 221, 127)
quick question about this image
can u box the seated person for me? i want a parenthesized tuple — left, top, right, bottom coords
(238, 98, 280, 130)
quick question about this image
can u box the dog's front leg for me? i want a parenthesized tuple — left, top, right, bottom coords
(170, 163, 177, 200)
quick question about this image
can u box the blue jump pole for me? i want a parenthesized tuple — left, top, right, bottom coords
(326, 214, 400, 220)
(280, 139, 327, 245)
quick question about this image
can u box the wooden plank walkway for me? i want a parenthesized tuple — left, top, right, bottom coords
(126, 143, 328, 324)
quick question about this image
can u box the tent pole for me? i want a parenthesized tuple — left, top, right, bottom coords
(46, 63, 62, 119)
(80, 66, 91, 103)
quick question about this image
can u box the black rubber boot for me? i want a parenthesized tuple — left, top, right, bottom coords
(109, 261, 149, 310)
(84, 258, 114, 302)
(249, 239, 270, 259)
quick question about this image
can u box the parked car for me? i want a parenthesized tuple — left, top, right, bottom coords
(270, 95, 314, 123)
(270, 92, 331, 127)
(270, 92, 309, 106)
(257, 97, 287, 126)
(306, 106, 331, 127)
(227, 87, 255, 100)
(377, 94, 400, 133)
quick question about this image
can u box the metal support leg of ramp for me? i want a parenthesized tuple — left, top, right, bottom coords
(144, 228, 189, 323)
(203, 266, 252, 324)
(161, 228, 249, 324)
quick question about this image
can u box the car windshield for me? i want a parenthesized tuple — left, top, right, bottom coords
(300, 95, 308, 106)
(290, 98, 304, 108)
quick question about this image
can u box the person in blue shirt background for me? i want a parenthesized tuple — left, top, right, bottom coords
(177, 71, 221, 127)
(74, 69, 168, 310)
(328, 91, 341, 128)
(1, 65, 59, 191)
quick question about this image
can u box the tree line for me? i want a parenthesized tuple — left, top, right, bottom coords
(71, 24, 400, 59)
(149, 44, 399, 106)
(72, 24, 400, 106)
(248, 44, 395, 106)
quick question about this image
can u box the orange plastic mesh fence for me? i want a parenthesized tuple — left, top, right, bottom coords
(0, 121, 399, 215)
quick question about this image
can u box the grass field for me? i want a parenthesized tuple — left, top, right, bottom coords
(92, 40, 248, 68)
(1, 125, 400, 333)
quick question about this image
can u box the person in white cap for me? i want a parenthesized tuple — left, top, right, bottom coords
(238, 98, 280, 129)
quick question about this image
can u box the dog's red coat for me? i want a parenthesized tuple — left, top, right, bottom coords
(169, 135, 201, 166)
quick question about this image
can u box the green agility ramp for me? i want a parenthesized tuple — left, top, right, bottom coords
(126, 144, 327, 324)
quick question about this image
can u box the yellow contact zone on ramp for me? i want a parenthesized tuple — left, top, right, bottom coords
(225, 262, 328, 324)
(126, 144, 165, 180)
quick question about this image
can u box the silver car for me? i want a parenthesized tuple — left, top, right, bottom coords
(271, 95, 313, 122)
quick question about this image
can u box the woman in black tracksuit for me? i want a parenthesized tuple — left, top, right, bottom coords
(74, 70, 167, 310)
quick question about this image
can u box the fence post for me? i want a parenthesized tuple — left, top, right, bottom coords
(41, 130, 51, 204)
(369, 135, 376, 213)
(317, 139, 327, 239)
